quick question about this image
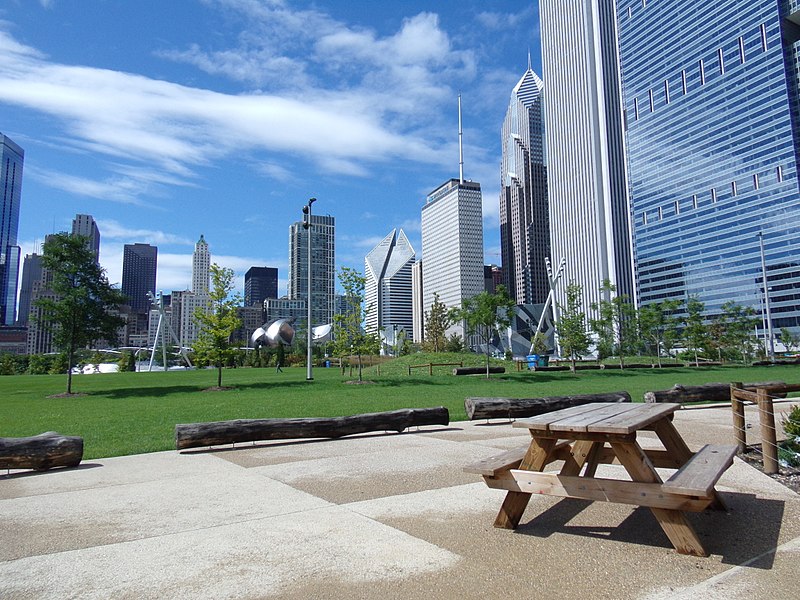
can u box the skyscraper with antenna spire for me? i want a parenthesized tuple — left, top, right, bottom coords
(420, 96, 484, 342)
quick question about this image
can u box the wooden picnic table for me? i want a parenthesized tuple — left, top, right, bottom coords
(465, 402, 736, 557)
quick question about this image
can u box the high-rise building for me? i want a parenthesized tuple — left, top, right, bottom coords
(191, 234, 210, 294)
(539, 0, 635, 317)
(364, 229, 415, 338)
(421, 178, 484, 339)
(122, 244, 157, 314)
(244, 266, 278, 307)
(179, 235, 211, 347)
(288, 214, 335, 328)
(71, 214, 100, 263)
(0, 133, 23, 326)
(499, 62, 549, 305)
(616, 0, 800, 335)
(411, 260, 424, 343)
(16, 252, 42, 327)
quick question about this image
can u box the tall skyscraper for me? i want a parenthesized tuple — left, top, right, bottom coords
(617, 0, 800, 334)
(499, 61, 549, 305)
(421, 178, 484, 339)
(364, 229, 415, 338)
(539, 0, 635, 316)
(288, 214, 335, 327)
(16, 252, 42, 327)
(244, 266, 278, 307)
(179, 235, 211, 347)
(71, 214, 100, 263)
(0, 133, 23, 325)
(191, 234, 209, 294)
(122, 243, 158, 314)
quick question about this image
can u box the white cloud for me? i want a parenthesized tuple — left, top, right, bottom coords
(476, 7, 537, 31)
(25, 166, 151, 205)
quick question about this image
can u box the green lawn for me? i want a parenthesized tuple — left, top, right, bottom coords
(1, 356, 797, 459)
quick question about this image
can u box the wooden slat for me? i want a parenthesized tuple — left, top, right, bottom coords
(463, 440, 572, 476)
(485, 471, 711, 512)
(548, 403, 642, 433)
(586, 403, 679, 435)
(513, 403, 613, 432)
(493, 437, 556, 529)
(662, 444, 737, 497)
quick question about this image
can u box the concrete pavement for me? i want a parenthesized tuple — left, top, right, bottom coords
(1, 402, 798, 599)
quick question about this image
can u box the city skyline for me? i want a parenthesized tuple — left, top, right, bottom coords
(0, 1, 540, 297)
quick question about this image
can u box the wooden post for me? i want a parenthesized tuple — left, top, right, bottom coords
(429, 364, 433, 376)
(757, 387, 779, 474)
(730, 382, 747, 453)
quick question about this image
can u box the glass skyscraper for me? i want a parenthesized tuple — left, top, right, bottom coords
(0, 133, 23, 325)
(499, 62, 549, 305)
(122, 243, 158, 314)
(288, 214, 335, 328)
(364, 228, 415, 338)
(617, 0, 800, 333)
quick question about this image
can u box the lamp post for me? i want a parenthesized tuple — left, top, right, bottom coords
(303, 197, 317, 381)
(757, 230, 775, 362)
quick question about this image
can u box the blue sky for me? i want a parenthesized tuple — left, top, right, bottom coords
(1, 0, 541, 298)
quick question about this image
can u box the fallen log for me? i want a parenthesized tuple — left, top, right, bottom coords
(175, 406, 450, 450)
(644, 381, 786, 404)
(0, 431, 84, 471)
(453, 366, 506, 375)
(464, 391, 631, 420)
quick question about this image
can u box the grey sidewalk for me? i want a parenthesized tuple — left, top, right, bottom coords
(1, 404, 798, 599)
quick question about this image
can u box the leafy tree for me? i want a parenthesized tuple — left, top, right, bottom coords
(557, 282, 591, 372)
(449, 285, 515, 378)
(638, 299, 681, 367)
(683, 295, 708, 366)
(445, 333, 465, 353)
(589, 279, 636, 368)
(117, 350, 136, 372)
(718, 301, 759, 364)
(423, 293, 451, 352)
(35, 233, 127, 394)
(192, 263, 242, 388)
(331, 267, 379, 382)
(780, 327, 799, 353)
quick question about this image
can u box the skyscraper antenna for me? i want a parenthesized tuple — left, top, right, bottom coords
(528, 48, 532, 71)
(458, 94, 464, 184)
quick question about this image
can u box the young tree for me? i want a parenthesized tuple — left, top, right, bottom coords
(192, 263, 242, 388)
(589, 279, 636, 368)
(638, 299, 681, 367)
(557, 282, 591, 372)
(331, 267, 379, 382)
(449, 285, 515, 378)
(423, 293, 451, 352)
(718, 301, 759, 364)
(683, 295, 708, 366)
(35, 233, 127, 394)
(780, 327, 799, 353)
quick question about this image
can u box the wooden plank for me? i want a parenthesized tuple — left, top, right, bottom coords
(486, 471, 711, 512)
(513, 403, 613, 432)
(493, 437, 556, 529)
(463, 440, 573, 476)
(548, 403, 642, 434)
(611, 440, 708, 557)
(652, 417, 693, 468)
(662, 444, 737, 497)
(586, 403, 679, 435)
(559, 440, 597, 476)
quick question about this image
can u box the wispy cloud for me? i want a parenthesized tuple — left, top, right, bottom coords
(25, 166, 150, 205)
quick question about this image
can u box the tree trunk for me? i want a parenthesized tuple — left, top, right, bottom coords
(644, 381, 786, 404)
(217, 365, 222, 388)
(465, 391, 631, 420)
(0, 432, 84, 471)
(175, 407, 450, 450)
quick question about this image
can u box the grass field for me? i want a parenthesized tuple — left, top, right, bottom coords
(1, 354, 798, 459)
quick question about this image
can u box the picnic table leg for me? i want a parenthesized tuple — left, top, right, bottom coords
(611, 440, 708, 557)
(494, 437, 556, 529)
(653, 418, 728, 511)
(560, 440, 599, 477)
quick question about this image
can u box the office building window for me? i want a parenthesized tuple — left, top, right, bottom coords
(731, 180, 737, 196)
(692, 194, 698, 209)
(699, 59, 705, 85)
(649, 89, 654, 112)
(681, 70, 687, 94)
(711, 187, 717, 203)
(658, 206, 663, 220)
(761, 23, 768, 52)
(664, 79, 670, 103)
(634, 97, 639, 120)
(777, 165, 784, 182)
(674, 200, 681, 215)
(718, 48, 725, 74)
(738, 36, 746, 63)
(753, 173, 759, 190)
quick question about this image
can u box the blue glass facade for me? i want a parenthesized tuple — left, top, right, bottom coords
(0, 133, 23, 326)
(617, 0, 800, 333)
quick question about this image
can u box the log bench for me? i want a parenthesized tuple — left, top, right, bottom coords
(0, 432, 84, 471)
(465, 391, 631, 420)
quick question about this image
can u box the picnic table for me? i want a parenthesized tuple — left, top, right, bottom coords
(465, 402, 736, 556)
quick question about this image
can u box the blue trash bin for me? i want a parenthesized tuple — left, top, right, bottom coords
(325, 360, 330, 368)
(526, 354, 538, 369)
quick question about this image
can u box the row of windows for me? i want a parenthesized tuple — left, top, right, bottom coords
(640, 165, 784, 225)
(630, 23, 768, 121)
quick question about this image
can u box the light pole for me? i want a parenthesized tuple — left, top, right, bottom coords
(303, 197, 317, 381)
(757, 230, 775, 362)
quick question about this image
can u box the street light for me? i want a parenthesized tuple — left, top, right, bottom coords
(303, 198, 317, 380)
(757, 230, 775, 362)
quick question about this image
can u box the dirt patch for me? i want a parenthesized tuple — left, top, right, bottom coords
(200, 386, 235, 392)
(343, 380, 377, 385)
(740, 445, 800, 494)
(47, 393, 88, 398)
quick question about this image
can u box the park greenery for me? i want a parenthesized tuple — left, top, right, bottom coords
(331, 267, 379, 381)
(192, 263, 242, 388)
(33, 233, 128, 394)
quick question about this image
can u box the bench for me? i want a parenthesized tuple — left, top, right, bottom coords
(464, 440, 573, 476)
(0, 432, 84, 471)
(662, 444, 737, 498)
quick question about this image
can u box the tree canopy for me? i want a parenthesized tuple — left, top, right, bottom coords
(331, 267, 379, 381)
(423, 292, 450, 353)
(36, 233, 127, 394)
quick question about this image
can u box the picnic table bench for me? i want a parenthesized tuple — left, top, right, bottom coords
(465, 402, 736, 557)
